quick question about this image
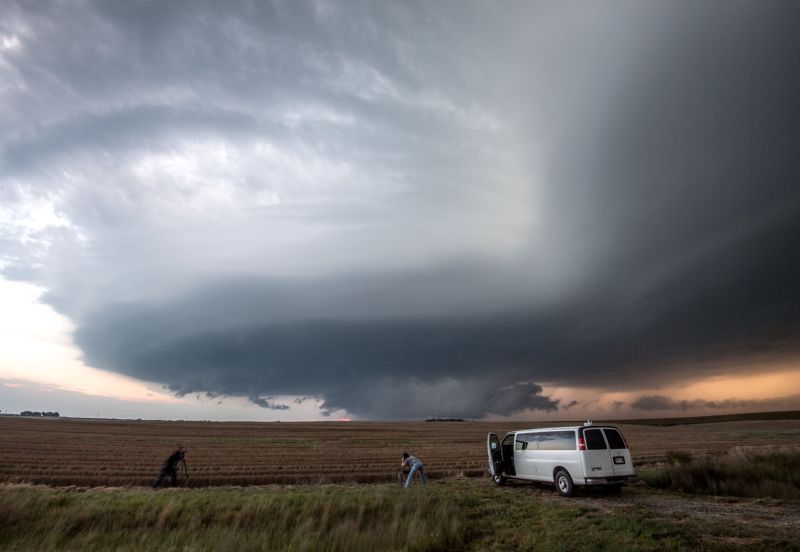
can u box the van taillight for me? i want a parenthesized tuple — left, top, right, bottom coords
(578, 436, 586, 450)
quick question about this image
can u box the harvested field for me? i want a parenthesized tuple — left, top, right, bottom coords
(0, 416, 798, 487)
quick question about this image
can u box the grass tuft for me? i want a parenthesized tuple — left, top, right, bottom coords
(664, 450, 692, 465)
(642, 448, 800, 499)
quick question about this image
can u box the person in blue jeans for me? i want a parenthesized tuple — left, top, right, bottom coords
(402, 452, 427, 487)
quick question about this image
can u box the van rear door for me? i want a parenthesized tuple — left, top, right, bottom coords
(602, 428, 634, 476)
(581, 428, 614, 479)
(487, 433, 503, 477)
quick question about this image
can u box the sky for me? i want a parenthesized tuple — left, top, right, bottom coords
(1, 0, 799, 421)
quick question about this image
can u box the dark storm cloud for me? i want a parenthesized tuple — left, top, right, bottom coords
(631, 395, 800, 412)
(73, 232, 800, 417)
(320, 382, 558, 419)
(3, 1, 800, 418)
(631, 396, 684, 411)
(248, 396, 290, 411)
(72, 274, 570, 418)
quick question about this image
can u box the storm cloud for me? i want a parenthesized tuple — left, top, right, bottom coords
(2, 1, 800, 418)
(631, 394, 800, 413)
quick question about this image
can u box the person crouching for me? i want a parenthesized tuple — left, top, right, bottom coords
(401, 452, 427, 488)
(152, 446, 186, 488)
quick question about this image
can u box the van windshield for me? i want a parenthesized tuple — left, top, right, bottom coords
(603, 429, 627, 449)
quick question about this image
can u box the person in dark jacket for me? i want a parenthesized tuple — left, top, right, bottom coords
(152, 446, 186, 488)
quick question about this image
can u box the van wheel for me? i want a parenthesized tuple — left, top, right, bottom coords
(555, 470, 573, 497)
(492, 474, 506, 486)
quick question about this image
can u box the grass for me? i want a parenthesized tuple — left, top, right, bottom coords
(0, 478, 767, 552)
(461, 485, 699, 551)
(664, 450, 693, 465)
(640, 448, 800, 500)
(0, 483, 465, 552)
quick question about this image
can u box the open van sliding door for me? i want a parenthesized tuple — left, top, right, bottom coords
(487, 433, 505, 484)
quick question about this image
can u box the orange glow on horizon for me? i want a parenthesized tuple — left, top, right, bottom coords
(536, 364, 800, 421)
(674, 367, 800, 401)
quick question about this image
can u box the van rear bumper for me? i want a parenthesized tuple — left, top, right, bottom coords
(583, 475, 633, 485)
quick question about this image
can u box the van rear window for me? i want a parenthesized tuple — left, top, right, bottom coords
(584, 429, 607, 450)
(537, 431, 576, 451)
(603, 429, 627, 449)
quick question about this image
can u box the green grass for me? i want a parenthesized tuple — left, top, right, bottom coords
(0, 478, 769, 552)
(640, 449, 800, 500)
(460, 485, 699, 551)
(0, 484, 464, 551)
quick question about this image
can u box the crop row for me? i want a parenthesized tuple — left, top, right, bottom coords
(1, 417, 798, 487)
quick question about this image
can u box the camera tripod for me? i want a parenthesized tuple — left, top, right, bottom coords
(179, 458, 189, 483)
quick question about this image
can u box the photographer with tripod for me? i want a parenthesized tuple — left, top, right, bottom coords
(152, 446, 188, 488)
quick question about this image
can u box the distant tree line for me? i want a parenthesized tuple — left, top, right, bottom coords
(20, 411, 60, 417)
(425, 417, 465, 422)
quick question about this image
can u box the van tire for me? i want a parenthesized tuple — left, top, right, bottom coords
(555, 470, 573, 497)
(492, 474, 506, 486)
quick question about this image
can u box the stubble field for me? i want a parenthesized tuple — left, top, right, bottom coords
(1, 414, 800, 550)
(1, 414, 798, 487)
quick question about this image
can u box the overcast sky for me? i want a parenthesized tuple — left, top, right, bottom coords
(1, 0, 799, 421)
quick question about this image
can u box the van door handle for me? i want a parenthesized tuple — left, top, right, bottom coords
(591, 467, 602, 471)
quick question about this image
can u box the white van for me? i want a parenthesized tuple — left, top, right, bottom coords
(487, 422, 635, 496)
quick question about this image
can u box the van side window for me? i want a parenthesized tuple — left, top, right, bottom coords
(584, 429, 607, 450)
(515, 433, 536, 451)
(537, 431, 576, 451)
(603, 429, 627, 449)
